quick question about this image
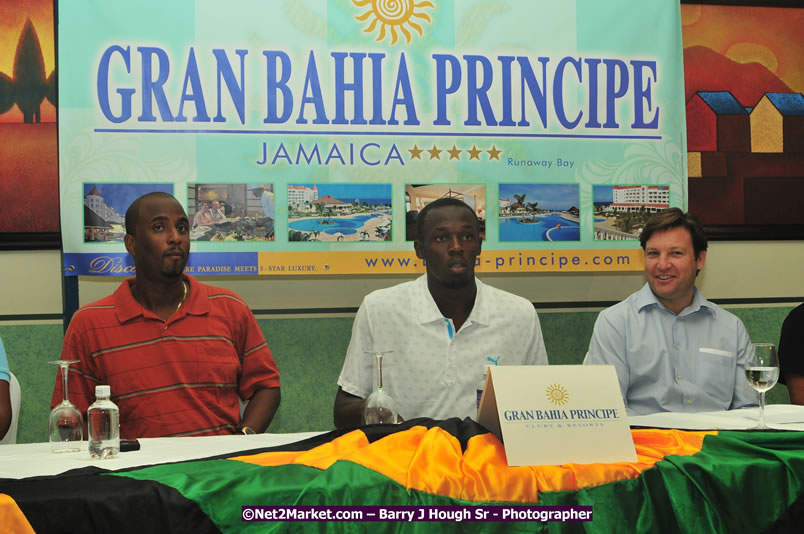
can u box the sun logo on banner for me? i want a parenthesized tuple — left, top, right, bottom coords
(353, 0, 435, 45)
(545, 384, 569, 406)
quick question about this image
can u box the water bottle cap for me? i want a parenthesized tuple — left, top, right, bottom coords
(95, 385, 111, 397)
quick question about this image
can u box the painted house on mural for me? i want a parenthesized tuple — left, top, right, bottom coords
(750, 92, 804, 153)
(687, 91, 804, 226)
(686, 91, 750, 153)
(687, 91, 804, 177)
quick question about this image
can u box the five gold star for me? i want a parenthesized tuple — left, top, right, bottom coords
(407, 144, 502, 161)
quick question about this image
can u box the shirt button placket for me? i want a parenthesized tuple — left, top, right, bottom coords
(672, 318, 687, 405)
(445, 335, 456, 388)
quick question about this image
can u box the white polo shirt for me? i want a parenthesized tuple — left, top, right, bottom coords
(337, 275, 548, 421)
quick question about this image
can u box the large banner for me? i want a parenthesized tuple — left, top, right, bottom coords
(58, 0, 687, 276)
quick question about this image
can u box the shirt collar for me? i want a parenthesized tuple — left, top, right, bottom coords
(414, 274, 489, 326)
(113, 274, 209, 323)
(635, 282, 716, 317)
(466, 279, 490, 326)
(181, 275, 210, 316)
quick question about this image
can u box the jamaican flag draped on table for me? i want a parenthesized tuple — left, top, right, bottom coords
(2, 419, 804, 533)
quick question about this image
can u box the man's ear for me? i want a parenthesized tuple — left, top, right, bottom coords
(695, 249, 707, 272)
(124, 233, 136, 257)
(414, 239, 424, 260)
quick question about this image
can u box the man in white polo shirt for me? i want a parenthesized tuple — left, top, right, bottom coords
(585, 208, 756, 415)
(333, 198, 548, 428)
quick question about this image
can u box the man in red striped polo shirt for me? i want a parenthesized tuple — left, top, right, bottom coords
(52, 192, 280, 438)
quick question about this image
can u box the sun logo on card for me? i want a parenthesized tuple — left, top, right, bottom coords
(545, 384, 569, 406)
(353, 0, 434, 45)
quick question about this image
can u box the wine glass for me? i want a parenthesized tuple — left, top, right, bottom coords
(364, 351, 398, 425)
(745, 343, 779, 430)
(48, 360, 84, 452)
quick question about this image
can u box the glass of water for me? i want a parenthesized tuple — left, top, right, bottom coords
(48, 360, 84, 452)
(364, 351, 398, 425)
(745, 343, 779, 430)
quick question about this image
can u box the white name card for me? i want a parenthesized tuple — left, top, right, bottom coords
(477, 365, 637, 466)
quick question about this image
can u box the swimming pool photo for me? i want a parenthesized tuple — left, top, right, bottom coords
(289, 214, 380, 236)
(499, 214, 580, 241)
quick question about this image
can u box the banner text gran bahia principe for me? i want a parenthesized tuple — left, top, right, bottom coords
(96, 47, 661, 135)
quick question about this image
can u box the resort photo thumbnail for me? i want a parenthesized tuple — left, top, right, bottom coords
(287, 184, 392, 242)
(188, 184, 274, 241)
(84, 183, 173, 242)
(499, 184, 580, 242)
(593, 185, 670, 241)
(405, 184, 486, 241)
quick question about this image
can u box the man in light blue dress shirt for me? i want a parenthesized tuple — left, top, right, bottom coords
(585, 208, 756, 416)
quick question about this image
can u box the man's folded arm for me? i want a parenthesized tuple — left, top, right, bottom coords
(334, 387, 365, 429)
(241, 387, 280, 433)
(334, 301, 374, 429)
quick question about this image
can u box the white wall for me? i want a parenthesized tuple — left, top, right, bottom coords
(0, 250, 64, 316)
(1, 240, 803, 316)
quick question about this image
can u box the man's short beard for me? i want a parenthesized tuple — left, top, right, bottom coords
(162, 267, 185, 278)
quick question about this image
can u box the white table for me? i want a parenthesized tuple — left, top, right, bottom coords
(5, 405, 804, 479)
(628, 404, 804, 431)
(0, 431, 325, 479)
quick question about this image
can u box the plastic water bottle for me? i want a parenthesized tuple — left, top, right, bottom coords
(88, 385, 120, 459)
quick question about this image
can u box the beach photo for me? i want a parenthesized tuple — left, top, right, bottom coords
(593, 185, 670, 241)
(499, 184, 580, 242)
(83, 183, 173, 242)
(188, 184, 274, 241)
(287, 184, 391, 242)
(405, 184, 486, 241)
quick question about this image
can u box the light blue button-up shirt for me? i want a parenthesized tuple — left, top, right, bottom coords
(585, 284, 757, 416)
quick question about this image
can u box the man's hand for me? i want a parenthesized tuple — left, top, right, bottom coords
(334, 387, 405, 428)
(333, 387, 366, 429)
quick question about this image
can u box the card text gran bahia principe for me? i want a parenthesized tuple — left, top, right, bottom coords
(504, 408, 621, 421)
